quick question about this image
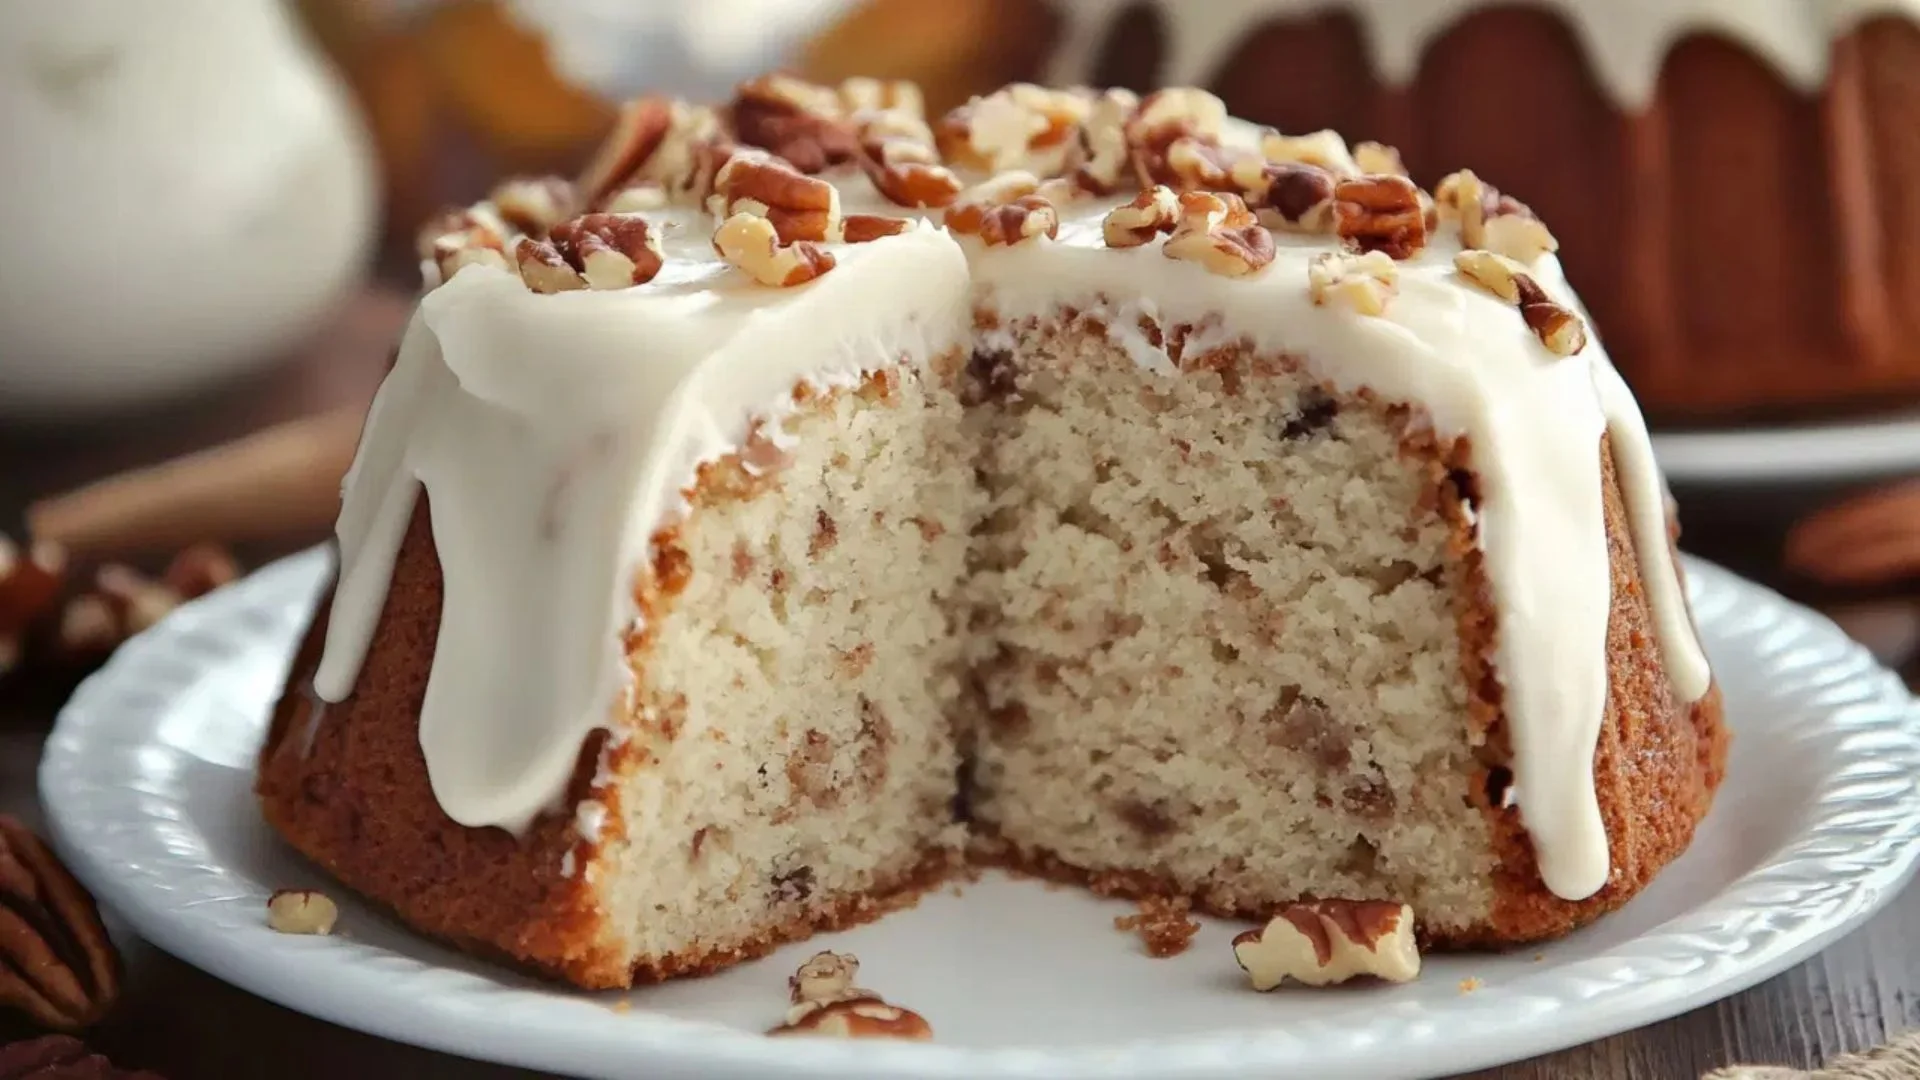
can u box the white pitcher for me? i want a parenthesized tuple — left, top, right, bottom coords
(0, 0, 377, 420)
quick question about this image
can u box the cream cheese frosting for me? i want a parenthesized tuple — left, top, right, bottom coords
(311, 104, 1710, 902)
(1044, 0, 1920, 109)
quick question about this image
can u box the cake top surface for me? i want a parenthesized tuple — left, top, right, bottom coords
(316, 74, 1711, 905)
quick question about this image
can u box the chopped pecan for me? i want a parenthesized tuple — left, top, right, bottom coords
(1067, 87, 1139, 194)
(939, 83, 1089, 175)
(856, 109, 962, 209)
(1435, 169, 1558, 262)
(0, 815, 121, 1030)
(1352, 141, 1407, 177)
(602, 183, 668, 213)
(417, 206, 510, 283)
(51, 549, 238, 665)
(714, 213, 835, 286)
(1103, 186, 1180, 248)
(837, 77, 925, 120)
(945, 172, 1059, 247)
(1454, 250, 1587, 355)
(1334, 174, 1428, 259)
(1260, 129, 1358, 175)
(1308, 250, 1399, 315)
(577, 96, 676, 207)
(841, 214, 911, 243)
(550, 213, 665, 290)
(1163, 191, 1274, 277)
(265, 889, 338, 935)
(514, 237, 585, 294)
(1238, 161, 1337, 232)
(577, 97, 724, 207)
(731, 73, 860, 174)
(710, 149, 842, 244)
(769, 950, 931, 1040)
(1233, 899, 1421, 990)
(1126, 87, 1229, 188)
(489, 176, 575, 236)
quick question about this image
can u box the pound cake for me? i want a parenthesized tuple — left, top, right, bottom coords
(256, 75, 1727, 989)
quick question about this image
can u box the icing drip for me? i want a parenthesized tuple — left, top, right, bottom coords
(312, 214, 971, 833)
(1044, 0, 1920, 108)
(313, 133, 1708, 898)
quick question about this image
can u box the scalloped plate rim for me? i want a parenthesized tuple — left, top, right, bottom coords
(35, 547, 1920, 1080)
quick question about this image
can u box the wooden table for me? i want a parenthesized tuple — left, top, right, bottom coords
(3, 291, 1915, 1079)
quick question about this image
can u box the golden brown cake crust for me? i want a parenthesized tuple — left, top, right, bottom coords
(256, 502, 954, 989)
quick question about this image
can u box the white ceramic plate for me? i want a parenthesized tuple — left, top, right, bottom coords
(1652, 408, 1920, 486)
(38, 549, 1920, 1080)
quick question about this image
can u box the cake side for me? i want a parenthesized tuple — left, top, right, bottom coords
(259, 362, 981, 987)
(258, 503, 629, 986)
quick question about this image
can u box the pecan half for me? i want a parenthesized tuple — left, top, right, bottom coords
(710, 150, 841, 244)
(488, 176, 575, 236)
(550, 213, 665, 290)
(1309, 250, 1400, 315)
(1066, 87, 1139, 194)
(1163, 191, 1274, 277)
(417, 206, 510, 283)
(856, 109, 962, 209)
(1334, 174, 1428, 259)
(1232, 899, 1420, 990)
(731, 73, 860, 174)
(1260, 128, 1358, 175)
(1103, 186, 1180, 248)
(714, 213, 836, 287)
(841, 215, 911, 243)
(769, 950, 932, 1040)
(514, 237, 585, 294)
(1126, 87, 1229, 189)
(577, 97, 725, 208)
(0, 816, 120, 1030)
(938, 83, 1088, 175)
(944, 172, 1058, 247)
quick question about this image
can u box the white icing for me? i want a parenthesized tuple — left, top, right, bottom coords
(1044, 0, 1920, 108)
(314, 139, 1710, 901)
(313, 213, 971, 834)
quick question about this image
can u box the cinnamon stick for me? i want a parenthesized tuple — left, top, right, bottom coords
(26, 408, 364, 562)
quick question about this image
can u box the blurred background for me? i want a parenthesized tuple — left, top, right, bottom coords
(4, 0, 1920, 694)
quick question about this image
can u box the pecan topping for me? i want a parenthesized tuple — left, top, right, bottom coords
(1125, 87, 1229, 189)
(1308, 250, 1399, 315)
(841, 214, 911, 243)
(938, 83, 1088, 176)
(0, 816, 121, 1030)
(730, 73, 861, 174)
(769, 950, 932, 1040)
(1352, 141, 1408, 177)
(1232, 899, 1420, 990)
(514, 237, 585, 294)
(714, 213, 836, 286)
(488, 176, 575, 236)
(51, 548, 238, 666)
(1454, 250, 1588, 355)
(1163, 191, 1274, 277)
(1260, 129, 1358, 175)
(417, 206, 510, 283)
(710, 149, 842, 244)
(266, 889, 338, 935)
(1334, 174, 1428, 259)
(944, 172, 1059, 247)
(550, 213, 665, 290)
(855, 109, 962, 209)
(1103, 186, 1180, 248)
(1067, 87, 1139, 194)
(1240, 161, 1337, 232)
(1435, 169, 1558, 263)
(577, 97, 725, 208)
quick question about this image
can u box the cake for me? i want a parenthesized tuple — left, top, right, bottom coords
(256, 74, 1727, 989)
(815, 0, 1920, 423)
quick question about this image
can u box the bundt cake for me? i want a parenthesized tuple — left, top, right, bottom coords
(255, 74, 1727, 990)
(814, 0, 1920, 423)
